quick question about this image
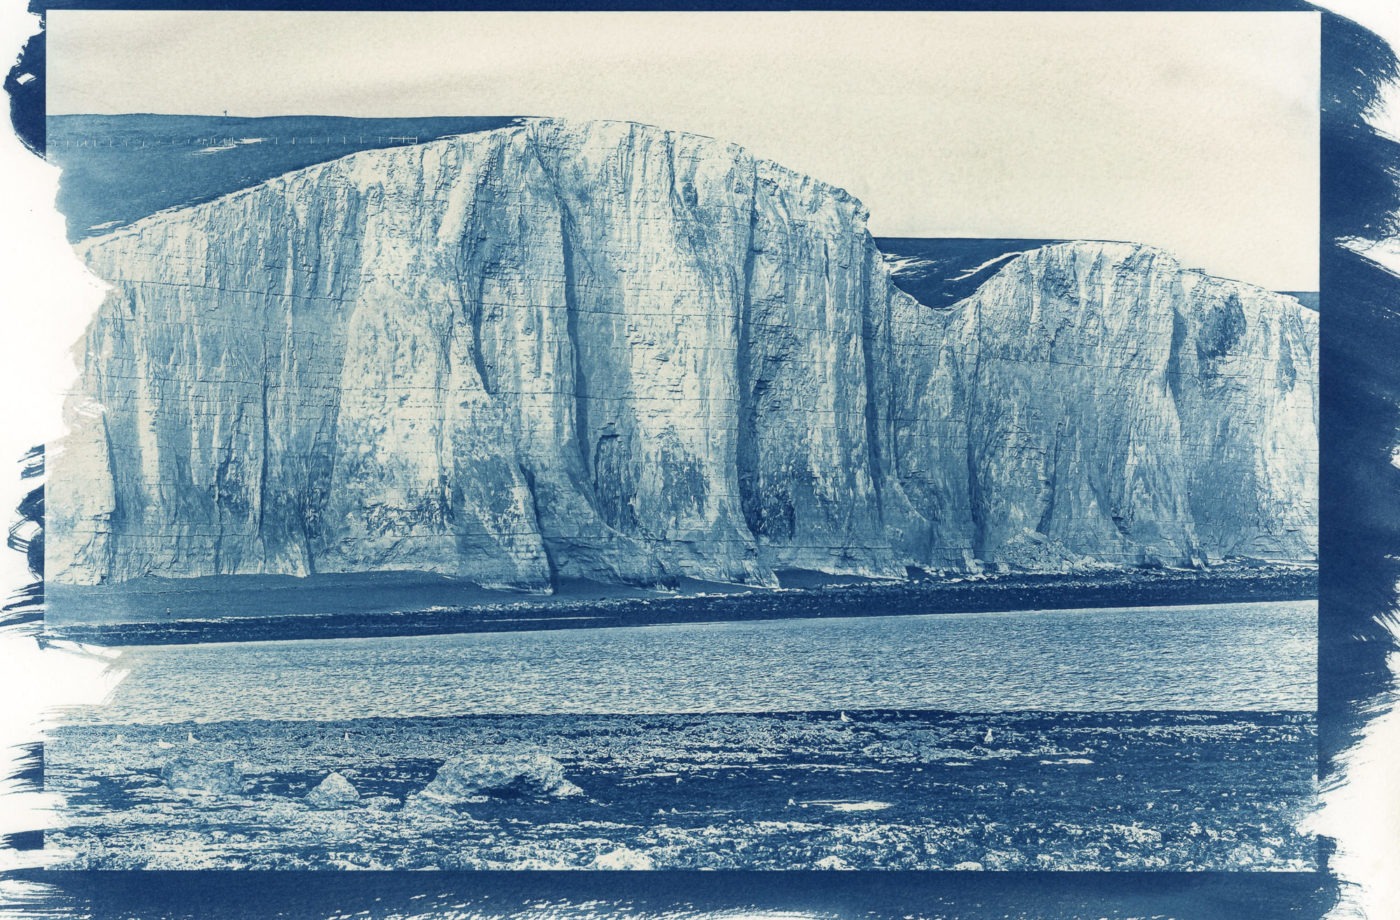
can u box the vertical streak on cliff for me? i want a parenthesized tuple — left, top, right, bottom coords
(523, 127, 591, 510)
(455, 236, 491, 399)
(254, 340, 269, 575)
(736, 165, 762, 538)
(130, 286, 159, 547)
(1163, 284, 1190, 561)
(435, 269, 455, 539)
(98, 415, 119, 580)
(474, 149, 505, 400)
(859, 242, 886, 519)
(559, 206, 590, 491)
(965, 298, 987, 559)
(306, 179, 367, 570)
(1037, 422, 1062, 537)
(1165, 291, 1187, 408)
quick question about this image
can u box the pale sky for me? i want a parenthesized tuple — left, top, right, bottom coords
(48, 10, 1320, 290)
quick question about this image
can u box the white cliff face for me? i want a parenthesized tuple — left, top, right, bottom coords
(47, 120, 1318, 588)
(885, 243, 1318, 569)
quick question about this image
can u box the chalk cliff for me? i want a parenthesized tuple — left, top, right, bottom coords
(48, 119, 1317, 588)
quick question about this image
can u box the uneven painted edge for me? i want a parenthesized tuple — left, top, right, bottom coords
(3, 2, 1394, 917)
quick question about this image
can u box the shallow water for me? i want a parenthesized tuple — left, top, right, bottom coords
(79, 601, 1315, 725)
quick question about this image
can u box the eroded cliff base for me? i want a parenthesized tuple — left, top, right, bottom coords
(47, 561, 1317, 646)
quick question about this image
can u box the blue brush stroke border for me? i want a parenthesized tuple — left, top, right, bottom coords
(6, 1, 1398, 917)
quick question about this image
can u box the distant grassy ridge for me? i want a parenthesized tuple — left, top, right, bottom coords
(875, 237, 1066, 309)
(49, 131, 435, 149)
(47, 113, 525, 242)
(875, 237, 1320, 310)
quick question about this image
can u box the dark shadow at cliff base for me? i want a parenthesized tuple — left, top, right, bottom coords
(47, 564, 1317, 647)
(45, 570, 703, 626)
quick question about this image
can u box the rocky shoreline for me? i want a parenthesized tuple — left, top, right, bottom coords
(46, 709, 1318, 872)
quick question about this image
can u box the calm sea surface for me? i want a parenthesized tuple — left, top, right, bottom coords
(77, 601, 1315, 724)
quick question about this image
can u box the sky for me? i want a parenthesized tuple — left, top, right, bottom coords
(47, 10, 1320, 291)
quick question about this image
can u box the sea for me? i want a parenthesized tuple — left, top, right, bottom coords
(77, 600, 1315, 724)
